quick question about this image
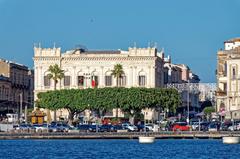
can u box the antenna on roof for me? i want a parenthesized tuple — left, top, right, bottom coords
(148, 42, 150, 48)
(53, 42, 56, 48)
(38, 43, 41, 48)
(154, 42, 158, 48)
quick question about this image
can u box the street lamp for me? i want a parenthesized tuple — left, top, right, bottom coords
(19, 93, 23, 123)
(187, 80, 190, 125)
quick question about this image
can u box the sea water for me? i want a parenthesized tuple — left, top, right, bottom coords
(0, 139, 239, 159)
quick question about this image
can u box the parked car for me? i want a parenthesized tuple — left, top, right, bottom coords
(112, 125, 123, 132)
(172, 122, 190, 131)
(122, 123, 138, 132)
(49, 122, 70, 132)
(220, 122, 232, 131)
(198, 122, 210, 131)
(15, 123, 35, 131)
(228, 123, 240, 131)
(33, 124, 49, 132)
(208, 122, 219, 132)
(99, 124, 114, 132)
(78, 124, 91, 132)
(89, 125, 101, 132)
(136, 124, 149, 132)
(191, 122, 200, 131)
(145, 124, 154, 131)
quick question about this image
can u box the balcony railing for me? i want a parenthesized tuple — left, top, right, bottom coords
(216, 89, 226, 96)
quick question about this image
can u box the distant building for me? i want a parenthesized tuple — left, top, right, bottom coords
(0, 59, 34, 119)
(0, 75, 11, 115)
(163, 56, 182, 84)
(164, 55, 200, 114)
(189, 72, 200, 83)
(33, 45, 165, 122)
(216, 38, 240, 119)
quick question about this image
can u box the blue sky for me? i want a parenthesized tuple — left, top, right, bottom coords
(0, 0, 240, 82)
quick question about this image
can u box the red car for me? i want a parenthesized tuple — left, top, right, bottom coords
(172, 122, 190, 131)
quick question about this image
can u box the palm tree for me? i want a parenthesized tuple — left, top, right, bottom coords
(47, 64, 64, 121)
(111, 64, 124, 118)
(111, 64, 124, 87)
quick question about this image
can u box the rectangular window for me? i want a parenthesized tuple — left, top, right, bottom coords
(139, 75, 146, 86)
(44, 76, 50, 87)
(164, 72, 168, 84)
(64, 76, 71, 87)
(78, 76, 84, 86)
(232, 67, 236, 79)
(105, 76, 112, 86)
(120, 76, 126, 86)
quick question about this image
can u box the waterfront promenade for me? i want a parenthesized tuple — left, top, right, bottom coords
(0, 131, 240, 140)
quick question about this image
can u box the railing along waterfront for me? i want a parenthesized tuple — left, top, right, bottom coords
(0, 131, 240, 139)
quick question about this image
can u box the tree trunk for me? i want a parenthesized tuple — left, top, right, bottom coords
(47, 109, 51, 123)
(116, 77, 119, 119)
(129, 114, 135, 125)
(68, 109, 74, 126)
(54, 80, 57, 122)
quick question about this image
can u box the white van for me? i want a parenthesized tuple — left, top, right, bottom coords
(6, 114, 18, 123)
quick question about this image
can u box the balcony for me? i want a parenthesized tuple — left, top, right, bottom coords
(216, 88, 227, 96)
(218, 76, 227, 82)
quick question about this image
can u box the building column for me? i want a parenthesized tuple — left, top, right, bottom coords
(148, 66, 151, 88)
(133, 66, 137, 86)
(39, 66, 43, 90)
(100, 66, 104, 88)
(151, 66, 156, 88)
(35, 66, 38, 90)
(128, 66, 133, 87)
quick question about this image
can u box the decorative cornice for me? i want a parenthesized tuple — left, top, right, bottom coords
(34, 56, 156, 61)
(33, 57, 61, 61)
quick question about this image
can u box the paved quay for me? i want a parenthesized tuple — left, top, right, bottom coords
(0, 131, 240, 140)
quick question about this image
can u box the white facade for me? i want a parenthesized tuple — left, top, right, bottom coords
(33, 46, 164, 121)
(217, 38, 240, 119)
(224, 38, 240, 51)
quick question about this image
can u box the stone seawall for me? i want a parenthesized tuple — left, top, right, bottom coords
(0, 131, 239, 140)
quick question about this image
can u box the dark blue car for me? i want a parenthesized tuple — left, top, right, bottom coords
(99, 125, 114, 132)
(78, 124, 90, 132)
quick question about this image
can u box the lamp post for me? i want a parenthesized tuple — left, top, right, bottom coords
(187, 80, 190, 125)
(19, 93, 23, 123)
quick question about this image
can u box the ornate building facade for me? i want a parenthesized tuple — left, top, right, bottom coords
(0, 59, 34, 119)
(0, 75, 11, 115)
(33, 46, 165, 122)
(216, 38, 240, 119)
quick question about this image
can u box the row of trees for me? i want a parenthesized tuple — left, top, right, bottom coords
(46, 63, 125, 121)
(36, 87, 181, 124)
